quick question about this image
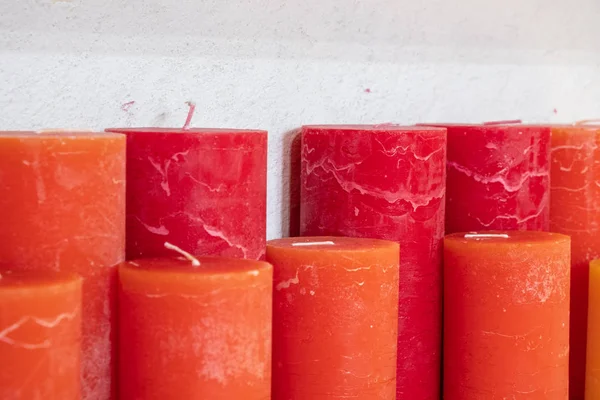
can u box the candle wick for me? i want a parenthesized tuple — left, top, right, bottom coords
(164, 242, 201, 266)
(182, 101, 196, 131)
(483, 120, 522, 125)
(292, 241, 336, 247)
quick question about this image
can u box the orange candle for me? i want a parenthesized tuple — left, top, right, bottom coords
(266, 237, 399, 399)
(444, 231, 570, 399)
(550, 124, 600, 399)
(587, 259, 600, 399)
(0, 270, 82, 399)
(0, 131, 125, 399)
(118, 248, 273, 400)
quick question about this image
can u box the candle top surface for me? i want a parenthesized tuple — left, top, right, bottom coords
(106, 127, 267, 134)
(267, 236, 399, 252)
(0, 270, 81, 290)
(0, 130, 121, 139)
(445, 231, 570, 246)
(303, 124, 445, 132)
(122, 256, 271, 276)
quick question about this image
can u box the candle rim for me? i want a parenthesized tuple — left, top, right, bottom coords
(0, 270, 82, 291)
(0, 130, 121, 138)
(105, 127, 267, 135)
(121, 256, 272, 276)
(302, 124, 446, 132)
(267, 236, 399, 252)
(445, 230, 570, 245)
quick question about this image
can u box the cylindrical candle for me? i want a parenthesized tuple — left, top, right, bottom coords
(106, 127, 267, 260)
(119, 255, 273, 399)
(300, 125, 445, 399)
(424, 123, 551, 234)
(550, 125, 600, 399)
(267, 236, 399, 399)
(444, 231, 570, 399)
(0, 131, 125, 399)
(0, 271, 82, 399)
(587, 259, 600, 399)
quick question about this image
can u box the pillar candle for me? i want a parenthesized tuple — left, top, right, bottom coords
(300, 125, 445, 399)
(267, 236, 399, 399)
(423, 123, 551, 234)
(119, 253, 273, 399)
(444, 231, 570, 399)
(106, 127, 267, 260)
(550, 124, 600, 399)
(0, 131, 125, 400)
(0, 270, 81, 399)
(587, 259, 600, 399)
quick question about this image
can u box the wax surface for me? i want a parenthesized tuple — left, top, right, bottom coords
(0, 131, 125, 400)
(106, 127, 267, 260)
(300, 125, 445, 399)
(550, 125, 600, 399)
(0, 271, 82, 399)
(444, 231, 570, 399)
(267, 236, 399, 400)
(427, 123, 551, 233)
(119, 256, 273, 399)
(587, 259, 600, 399)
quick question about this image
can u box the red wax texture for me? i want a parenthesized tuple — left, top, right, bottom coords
(119, 257, 272, 399)
(429, 124, 551, 233)
(0, 131, 125, 400)
(549, 125, 600, 399)
(106, 128, 267, 260)
(300, 125, 446, 399)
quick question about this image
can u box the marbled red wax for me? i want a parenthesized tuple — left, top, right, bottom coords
(300, 125, 446, 400)
(106, 128, 267, 260)
(425, 124, 551, 234)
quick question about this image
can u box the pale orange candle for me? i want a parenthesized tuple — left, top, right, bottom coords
(0, 270, 82, 399)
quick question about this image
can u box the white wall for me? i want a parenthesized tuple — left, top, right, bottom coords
(1, 0, 599, 240)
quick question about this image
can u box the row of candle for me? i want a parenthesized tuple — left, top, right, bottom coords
(0, 120, 598, 400)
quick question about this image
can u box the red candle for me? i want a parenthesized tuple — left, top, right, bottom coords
(300, 125, 446, 399)
(119, 249, 272, 399)
(106, 127, 267, 260)
(422, 123, 551, 234)
(267, 236, 399, 399)
(549, 124, 600, 399)
(0, 131, 125, 400)
(0, 271, 82, 399)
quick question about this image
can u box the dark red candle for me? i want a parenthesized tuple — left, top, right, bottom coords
(106, 127, 267, 260)
(300, 124, 446, 400)
(423, 123, 551, 234)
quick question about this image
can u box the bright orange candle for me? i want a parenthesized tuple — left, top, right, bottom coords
(267, 236, 399, 400)
(0, 131, 125, 399)
(586, 259, 600, 399)
(119, 254, 273, 400)
(0, 271, 82, 399)
(550, 124, 600, 399)
(444, 231, 570, 399)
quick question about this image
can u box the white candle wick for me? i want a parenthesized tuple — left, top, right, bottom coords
(292, 241, 336, 247)
(464, 233, 509, 239)
(164, 242, 201, 266)
(182, 101, 196, 131)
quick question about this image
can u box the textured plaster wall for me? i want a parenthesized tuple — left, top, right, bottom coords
(1, 0, 599, 239)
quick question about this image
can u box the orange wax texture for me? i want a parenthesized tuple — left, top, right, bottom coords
(118, 257, 273, 400)
(444, 231, 570, 399)
(0, 271, 82, 399)
(0, 131, 125, 400)
(550, 125, 600, 400)
(586, 259, 600, 399)
(267, 237, 399, 400)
